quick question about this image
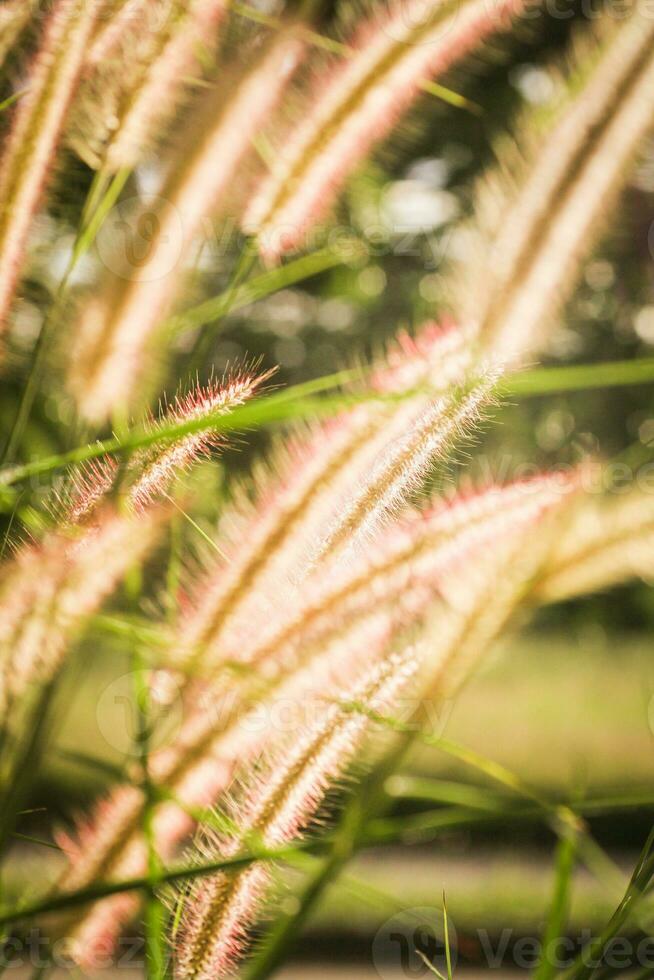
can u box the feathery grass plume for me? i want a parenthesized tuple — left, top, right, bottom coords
(174, 322, 476, 670)
(53, 324, 480, 951)
(59, 613, 393, 969)
(67, 0, 176, 167)
(175, 472, 574, 681)
(130, 368, 275, 510)
(0, 0, 98, 331)
(65, 368, 272, 523)
(65, 456, 120, 526)
(105, 0, 228, 170)
(55, 476, 558, 959)
(70, 0, 228, 170)
(69, 29, 306, 423)
(85, 0, 160, 67)
(0, 0, 30, 68)
(56, 786, 155, 968)
(420, 510, 566, 701)
(451, 11, 654, 364)
(173, 648, 417, 980)
(534, 485, 654, 604)
(55, 475, 577, 963)
(314, 367, 499, 561)
(243, 0, 535, 262)
(0, 506, 164, 732)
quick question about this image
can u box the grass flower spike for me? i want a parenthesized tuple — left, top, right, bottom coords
(67, 367, 272, 522)
(173, 322, 476, 669)
(130, 368, 275, 510)
(0, 506, 165, 790)
(2, 5, 654, 980)
(174, 649, 417, 979)
(0, 0, 98, 329)
(103, 0, 228, 172)
(453, 10, 654, 363)
(314, 367, 499, 560)
(69, 30, 305, 422)
(243, 0, 535, 261)
(535, 486, 654, 603)
(71, 0, 228, 170)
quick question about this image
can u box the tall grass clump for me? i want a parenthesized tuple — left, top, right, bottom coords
(0, 2, 654, 979)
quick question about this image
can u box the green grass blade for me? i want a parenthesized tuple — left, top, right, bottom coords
(534, 830, 578, 980)
(385, 775, 514, 810)
(416, 950, 448, 979)
(0, 370, 360, 487)
(166, 247, 354, 335)
(561, 827, 654, 980)
(443, 892, 453, 980)
(242, 826, 356, 980)
(132, 653, 167, 980)
(0, 87, 29, 113)
(0, 167, 131, 465)
(505, 358, 654, 398)
(1, 790, 649, 929)
(419, 78, 481, 114)
(4, 355, 653, 487)
(0, 841, 327, 927)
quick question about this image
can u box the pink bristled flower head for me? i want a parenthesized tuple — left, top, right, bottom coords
(130, 367, 275, 511)
(243, 0, 534, 262)
(173, 647, 417, 979)
(0, 0, 98, 330)
(0, 505, 165, 722)
(64, 366, 274, 523)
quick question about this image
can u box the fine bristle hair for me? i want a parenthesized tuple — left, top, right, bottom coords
(129, 367, 275, 510)
(535, 486, 654, 603)
(0, 0, 98, 331)
(62, 367, 272, 524)
(173, 322, 476, 672)
(313, 366, 500, 561)
(0, 507, 165, 731)
(243, 0, 537, 262)
(448, 10, 654, 364)
(67, 29, 305, 423)
(173, 648, 417, 980)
